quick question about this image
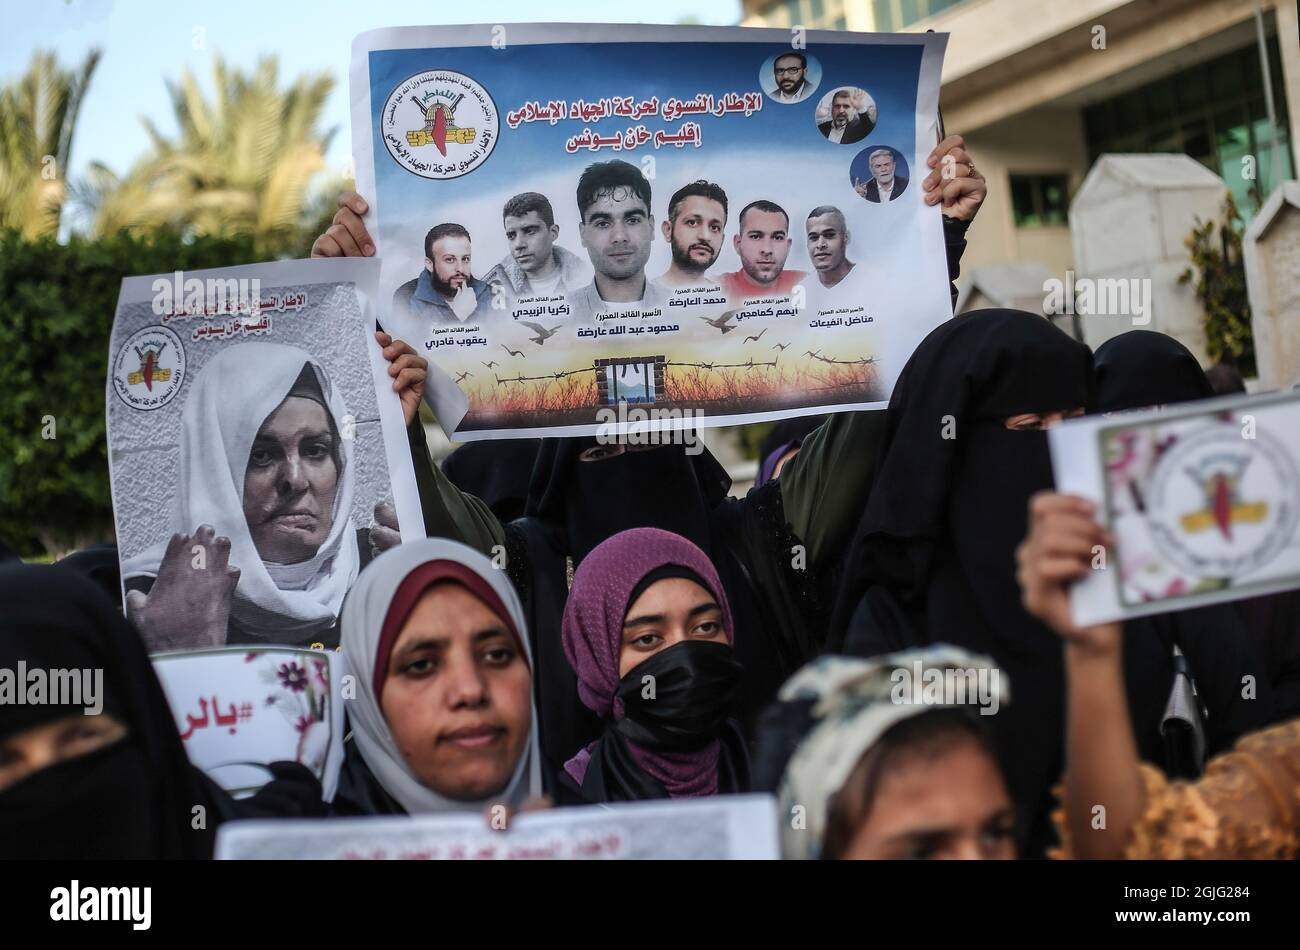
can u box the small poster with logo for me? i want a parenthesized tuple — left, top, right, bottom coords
(1049, 389, 1300, 626)
(215, 794, 779, 859)
(349, 23, 951, 441)
(152, 647, 347, 800)
(106, 258, 424, 652)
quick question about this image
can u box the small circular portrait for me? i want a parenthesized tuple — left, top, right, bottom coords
(815, 87, 877, 144)
(850, 146, 910, 204)
(760, 50, 822, 105)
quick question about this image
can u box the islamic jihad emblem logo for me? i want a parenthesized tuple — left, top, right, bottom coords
(112, 325, 186, 411)
(1146, 423, 1299, 579)
(382, 70, 498, 180)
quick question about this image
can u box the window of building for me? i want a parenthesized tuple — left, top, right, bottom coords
(760, 0, 846, 29)
(872, 0, 969, 31)
(1010, 174, 1071, 227)
(1083, 39, 1294, 217)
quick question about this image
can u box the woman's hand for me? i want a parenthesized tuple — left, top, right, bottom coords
(1016, 491, 1122, 656)
(125, 526, 239, 651)
(376, 331, 427, 428)
(923, 134, 987, 222)
(369, 501, 401, 556)
(311, 192, 375, 258)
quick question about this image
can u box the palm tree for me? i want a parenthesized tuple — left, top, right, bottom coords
(78, 55, 339, 256)
(0, 49, 101, 237)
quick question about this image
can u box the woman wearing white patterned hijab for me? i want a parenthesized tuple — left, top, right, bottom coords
(756, 645, 1016, 860)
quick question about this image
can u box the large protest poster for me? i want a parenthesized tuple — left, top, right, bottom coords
(106, 258, 424, 651)
(350, 24, 950, 440)
(215, 794, 779, 859)
(1049, 390, 1300, 625)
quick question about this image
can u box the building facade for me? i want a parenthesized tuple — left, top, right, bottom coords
(740, 0, 1298, 282)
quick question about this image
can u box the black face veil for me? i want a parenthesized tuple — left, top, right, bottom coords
(0, 564, 212, 859)
(834, 308, 1096, 618)
(828, 310, 1094, 851)
(525, 436, 732, 563)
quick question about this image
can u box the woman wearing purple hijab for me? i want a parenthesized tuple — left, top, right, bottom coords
(558, 527, 750, 802)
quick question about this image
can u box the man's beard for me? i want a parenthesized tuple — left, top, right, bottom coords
(778, 77, 800, 93)
(670, 235, 719, 275)
(433, 272, 466, 298)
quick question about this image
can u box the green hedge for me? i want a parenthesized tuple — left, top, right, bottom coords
(0, 230, 261, 556)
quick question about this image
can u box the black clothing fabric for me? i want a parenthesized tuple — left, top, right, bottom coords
(1093, 330, 1287, 733)
(564, 718, 750, 804)
(1093, 330, 1213, 412)
(442, 439, 541, 524)
(526, 438, 730, 564)
(818, 117, 871, 144)
(0, 564, 217, 859)
(57, 543, 123, 605)
(863, 176, 908, 202)
(613, 640, 744, 753)
(331, 734, 571, 815)
(832, 309, 1095, 854)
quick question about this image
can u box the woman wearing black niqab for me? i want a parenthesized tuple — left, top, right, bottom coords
(0, 564, 216, 859)
(0, 564, 324, 858)
(1091, 331, 1285, 736)
(830, 309, 1094, 855)
(1093, 329, 1213, 412)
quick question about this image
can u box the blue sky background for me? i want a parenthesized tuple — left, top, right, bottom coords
(0, 0, 743, 184)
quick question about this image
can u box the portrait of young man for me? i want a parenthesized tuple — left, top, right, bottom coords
(480, 192, 589, 303)
(719, 199, 807, 301)
(805, 205, 856, 290)
(656, 179, 728, 289)
(567, 160, 669, 321)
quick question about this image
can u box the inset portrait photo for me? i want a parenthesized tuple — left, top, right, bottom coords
(851, 146, 910, 203)
(759, 50, 821, 105)
(815, 87, 876, 145)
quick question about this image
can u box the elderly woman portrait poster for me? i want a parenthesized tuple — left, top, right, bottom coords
(108, 259, 423, 652)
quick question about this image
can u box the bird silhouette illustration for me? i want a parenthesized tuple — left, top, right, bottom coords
(481, 360, 499, 369)
(518, 321, 562, 345)
(743, 328, 768, 344)
(803, 349, 822, 359)
(454, 371, 473, 384)
(771, 342, 790, 351)
(501, 343, 525, 358)
(699, 310, 738, 334)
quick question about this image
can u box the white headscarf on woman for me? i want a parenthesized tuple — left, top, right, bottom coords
(122, 342, 359, 640)
(339, 538, 543, 814)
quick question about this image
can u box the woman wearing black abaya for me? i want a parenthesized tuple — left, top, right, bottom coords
(0, 564, 220, 859)
(1093, 331, 1290, 730)
(0, 564, 325, 859)
(830, 310, 1097, 856)
(832, 317, 1272, 856)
